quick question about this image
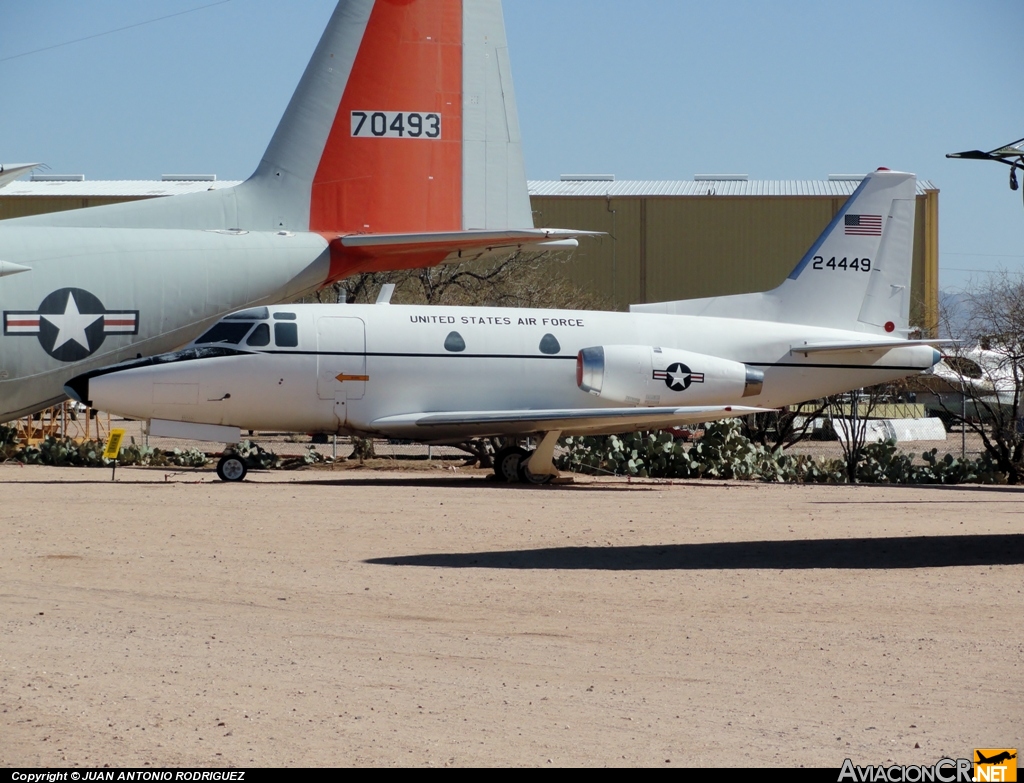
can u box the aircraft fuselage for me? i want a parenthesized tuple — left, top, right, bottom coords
(77, 303, 940, 442)
(0, 224, 331, 420)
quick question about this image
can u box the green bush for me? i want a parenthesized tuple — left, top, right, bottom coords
(558, 420, 1001, 485)
(0, 433, 335, 471)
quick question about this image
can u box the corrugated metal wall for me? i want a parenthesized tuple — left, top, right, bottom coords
(533, 192, 936, 332)
(0, 190, 938, 331)
(0, 195, 146, 220)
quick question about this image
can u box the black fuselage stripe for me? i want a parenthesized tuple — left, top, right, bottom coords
(261, 350, 574, 360)
(251, 349, 924, 371)
(747, 361, 926, 371)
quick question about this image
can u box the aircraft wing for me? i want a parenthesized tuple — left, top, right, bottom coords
(327, 228, 602, 278)
(371, 405, 772, 439)
(947, 136, 1024, 164)
(0, 163, 42, 190)
(791, 339, 952, 355)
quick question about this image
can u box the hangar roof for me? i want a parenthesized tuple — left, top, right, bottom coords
(527, 178, 938, 197)
(0, 177, 938, 198)
(0, 179, 243, 197)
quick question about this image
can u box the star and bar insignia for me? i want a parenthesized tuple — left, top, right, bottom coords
(653, 362, 704, 392)
(3, 287, 139, 363)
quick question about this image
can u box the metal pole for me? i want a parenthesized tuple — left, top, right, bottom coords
(962, 383, 967, 458)
(851, 389, 859, 481)
(332, 433, 337, 460)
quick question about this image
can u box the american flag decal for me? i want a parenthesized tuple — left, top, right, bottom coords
(845, 214, 883, 236)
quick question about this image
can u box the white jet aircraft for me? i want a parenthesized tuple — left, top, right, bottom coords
(0, 0, 586, 421)
(68, 169, 943, 483)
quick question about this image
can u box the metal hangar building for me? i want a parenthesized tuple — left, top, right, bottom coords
(529, 175, 939, 334)
(0, 172, 939, 333)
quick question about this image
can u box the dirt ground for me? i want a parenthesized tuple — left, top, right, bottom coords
(1, 463, 1021, 767)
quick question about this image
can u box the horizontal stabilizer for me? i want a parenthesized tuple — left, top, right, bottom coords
(947, 136, 1024, 163)
(0, 260, 31, 278)
(0, 163, 42, 189)
(372, 405, 771, 438)
(792, 339, 954, 355)
(946, 149, 999, 160)
(327, 228, 600, 279)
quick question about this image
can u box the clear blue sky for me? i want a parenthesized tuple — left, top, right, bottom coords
(1, 0, 1021, 293)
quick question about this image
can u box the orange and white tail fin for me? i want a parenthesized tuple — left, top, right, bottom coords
(20, 1, 549, 243)
(283, 0, 534, 235)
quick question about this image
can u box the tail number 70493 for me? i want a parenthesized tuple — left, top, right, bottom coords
(351, 111, 441, 139)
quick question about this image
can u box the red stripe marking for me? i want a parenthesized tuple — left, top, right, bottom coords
(104, 318, 136, 326)
(6, 319, 40, 326)
(312, 0, 463, 246)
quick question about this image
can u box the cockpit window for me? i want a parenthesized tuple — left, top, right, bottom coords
(246, 323, 271, 347)
(945, 356, 983, 380)
(273, 312, 297, 321)
(274, 322, 299, 347)
(195, 322, 254, 345)
(223, 307, 269, 321)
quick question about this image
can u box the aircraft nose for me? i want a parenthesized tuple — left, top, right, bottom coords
(932, 348, 941, 367)
(64, 374, 91, 406)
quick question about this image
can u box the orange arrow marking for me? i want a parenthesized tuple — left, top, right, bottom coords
(335, 373, 370, 383)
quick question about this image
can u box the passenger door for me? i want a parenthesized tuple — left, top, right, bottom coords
(316, 317, 366, 425)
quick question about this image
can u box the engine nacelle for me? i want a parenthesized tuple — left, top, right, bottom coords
(576, 345, 764, 406)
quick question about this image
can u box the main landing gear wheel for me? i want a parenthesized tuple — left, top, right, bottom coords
(517, 459, 553, 485)
(216, 454, 248, 482)
(493, 445, 529, 483)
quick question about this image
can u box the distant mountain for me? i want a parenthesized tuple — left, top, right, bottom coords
(938, 290, 968, 338)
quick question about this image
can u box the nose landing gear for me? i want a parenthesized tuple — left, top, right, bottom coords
(216, 453, 248, 482)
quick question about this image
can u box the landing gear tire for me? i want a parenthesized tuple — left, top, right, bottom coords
(216, 454, 248, 482)
(517, 459, 553, 485)
(493, 446, 529, 483)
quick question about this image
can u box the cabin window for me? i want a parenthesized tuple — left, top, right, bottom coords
(224, 307, 269, 321)
(195, 322, 253, 345)
(273, 312, 297, 320)
(444, 331, 466, 352)
(274, 322, 299, 347)
(539, 333, 561, 355)
(246, 323, 271, 347)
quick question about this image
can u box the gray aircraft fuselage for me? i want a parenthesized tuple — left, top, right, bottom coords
(0, 222, 331, 420)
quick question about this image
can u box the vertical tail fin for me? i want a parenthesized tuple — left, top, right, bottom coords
(631, 169, 918, 335)
(251, 0, 532, 234)
(22, 0, 534, 234)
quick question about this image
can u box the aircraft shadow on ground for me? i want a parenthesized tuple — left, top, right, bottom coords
(366, 534, 1024, 571)
(285, 475, 662, 491)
